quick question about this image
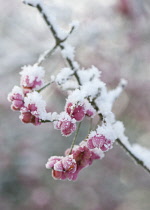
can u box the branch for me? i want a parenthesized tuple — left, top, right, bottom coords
(24, 0, 150, 175)
(116, 138, 150, 174)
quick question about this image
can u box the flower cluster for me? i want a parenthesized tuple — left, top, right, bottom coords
(46, 141, 103, 181)
(8, 0, 128, 181)
(46, 123, 116, 180)
(8, 65, 48, 125)
(8, 55, 126, 180)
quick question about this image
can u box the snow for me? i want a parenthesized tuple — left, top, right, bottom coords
(37, 48, 51, 65)
(91, 148, 105, 159)
(69, 20, 80, 30)
(45, 112, 59, 121)
(55, 67, 74, 85)
(88, 123, 117, 142)
(24, 91, 47, 119)
(20, 64, 45, 86)
(58, 111, 76, 123)
(113, 121, 150, 170)
(61, 43, 75, 61)
(78, 66, 101, 84)
(61, 81, 79, 91)
(107, 79, 127, 104)
(7, 86, 23, 101)
(80, 78, 105, 99)
(131, 144, 150, 170)
(66, 89, 86, 105)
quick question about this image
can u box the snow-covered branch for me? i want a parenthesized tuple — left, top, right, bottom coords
(7, 0, 150, 181)
(28, 1, 150, 175)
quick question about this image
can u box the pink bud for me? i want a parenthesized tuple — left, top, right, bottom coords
(86, 109, 94, 117)
(87, 135, 112, 152)
(66, 103, 85, 121)
(62, 156, 77, 173)
(21, 112, 32, 123)
(8, 91, 24, 111)
(61, 120, 76, 136)
(21, 76, 43, 90)
(11, 100, 24, 111)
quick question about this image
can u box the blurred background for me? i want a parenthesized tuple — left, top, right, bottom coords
(0, 0, 150, 209)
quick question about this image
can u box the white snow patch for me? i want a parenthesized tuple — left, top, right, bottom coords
(24, 91, 47, 119)
(61, 43, 75, 61)
(55, 67, 74, 84)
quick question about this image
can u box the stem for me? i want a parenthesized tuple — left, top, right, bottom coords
(40, 120, 53, 123)
(36, 3, 82, 85)
(69, 122, 82, 154)
(116, 138, 150, 174)
(37, 44, 58, 66)
(88, 118, 93, 134)
(24, 2, 150, 175)
(37, 81, 53, 93)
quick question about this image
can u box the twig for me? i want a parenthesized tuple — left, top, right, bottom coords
(116, 138, 150, 174)
(37, 81, 54, 93)
(37, 44, 58, 66)
(88, 118, 93, 134)
(24, 1, 150, 175)
(69, 122, 82, 154)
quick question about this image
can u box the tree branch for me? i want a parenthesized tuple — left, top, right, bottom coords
(24, 1, 150, 175)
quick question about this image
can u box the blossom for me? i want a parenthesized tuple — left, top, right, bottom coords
(46, 155, 77, 181)
(20, 104, 41, 126)
(65, 102, 85, 121)
(87, 134, 112, 151)
(7, 86, 24, 111)
(19, 92, 47, 126)
(65, 141, 104, 179)
(20, 65, 45, 92)
(53, 112, 76, 136)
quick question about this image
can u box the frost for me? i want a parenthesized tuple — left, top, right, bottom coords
(113, 121, 150, 170)
(20, 64, 45, 88)
(78, 66, 101, 84)
(96, 123, 117, 141)
(58, 112, 76, 123)
(7, 86, 23, 101)
(66, 89, 86, 105)
(24, 91, 47, 119)
(55, 67, 74, 84)
(61, 81, 79, 91)
(107, 79, 127, 104)
(91, 148, 105, 159)
(61, 43, 75, 61)
(69, 20, 80, 30)
(131, 144, 150, 170)
(46, 112, 59, 121)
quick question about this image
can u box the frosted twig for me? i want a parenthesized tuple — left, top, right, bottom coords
(37, 44, 58, 66)
(116, 138, 150, 174)
(24, 1, 150, 175)
(37, 81, 54, 92)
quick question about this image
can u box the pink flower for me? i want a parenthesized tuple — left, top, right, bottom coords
(20, 65, 45, 91)
(21, 75, 42, 90)
(84, 100, 96, 117)
(53, 112, 76, 136)
(61, 120, 76, 136)
(65, 141, 102, 179)
(20, 104, 41, 126)
(87, 135, 112, 152)
(8, 86, 24, 111)
(66, 102, 85, 121)
(46, 155, 77, 181)
(86, 109, 95, 117)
